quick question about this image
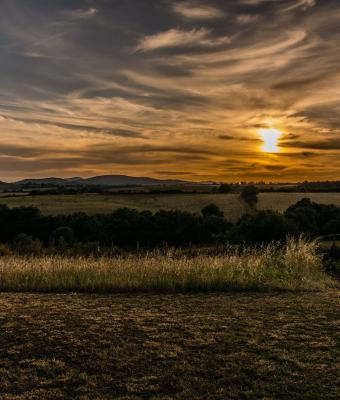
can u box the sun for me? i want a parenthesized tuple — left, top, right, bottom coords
(259, 128, 283, 153)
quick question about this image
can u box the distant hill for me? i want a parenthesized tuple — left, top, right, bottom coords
(16, 177, 70, 185)
(14, 175, 189, 186)
(0, 181, 11, 187)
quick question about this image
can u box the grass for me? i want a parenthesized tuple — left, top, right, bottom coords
(1, 192, 340, 219)
(0, 290, 339, 399)
(0, 239, 333, 293)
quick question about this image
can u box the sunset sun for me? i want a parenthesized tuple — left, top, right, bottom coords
(259, 128, 283, 153)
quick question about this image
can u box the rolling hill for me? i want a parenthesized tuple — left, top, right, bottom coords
(14, 175, 189, 186)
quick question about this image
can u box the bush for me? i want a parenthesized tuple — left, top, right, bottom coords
(77, 241, 102, 257)
(50, 227, 77, 253)
(201, 204, 224, 218)
(14, 233, 42, 256)
(0, 243, 12, 257)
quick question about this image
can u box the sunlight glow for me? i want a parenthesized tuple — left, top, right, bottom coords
(259, 128, 283, 153)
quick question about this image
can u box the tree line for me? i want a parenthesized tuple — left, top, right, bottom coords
(0, 198, 339, 256)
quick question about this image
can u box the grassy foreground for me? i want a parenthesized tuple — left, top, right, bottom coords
(0, 239, 333, 293)
(0, 291, 339, 399)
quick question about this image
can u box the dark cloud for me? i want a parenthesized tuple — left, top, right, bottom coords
(283, 139, 340, 150)
(0, 0, 339, 181)
(218, 135, 234, 140)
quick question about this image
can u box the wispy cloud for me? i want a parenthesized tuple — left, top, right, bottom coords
(172, 1, 225, 19)
(0, 0, 339, 181)
(237, 14, 260, 24)
(136, 28, 229, 51)
(64, 8, 98, 20)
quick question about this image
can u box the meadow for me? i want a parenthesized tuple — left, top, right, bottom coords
(1, 192, 340, 220)
(0, 239, 334, 293)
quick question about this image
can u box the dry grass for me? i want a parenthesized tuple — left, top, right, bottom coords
(0, 239, 333, 293)
(0, 290, 339, 399)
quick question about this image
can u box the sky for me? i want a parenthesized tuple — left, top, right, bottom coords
(0, 0, 340, 182)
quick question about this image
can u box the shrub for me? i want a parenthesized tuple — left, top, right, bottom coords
(201, 204, 224, 218)
(0, 243, 12, 257)
(50, 227, 76, 247)
(14, 233, 42, 256)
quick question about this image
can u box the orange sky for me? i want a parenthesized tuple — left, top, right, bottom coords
(0, 0, 340, 182)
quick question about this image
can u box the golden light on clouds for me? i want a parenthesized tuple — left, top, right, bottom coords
(0, 0, 340, 182)
(259, 128, 283, 153)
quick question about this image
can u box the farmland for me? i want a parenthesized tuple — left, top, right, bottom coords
(0, 191, 339, 400)
(1, 192, 340, 219)
(1, 290, 339, 399)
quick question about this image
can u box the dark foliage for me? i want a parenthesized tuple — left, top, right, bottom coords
(218, 184, 232, 194)
(0, 198, 340, 253)
(201, 204, 224, 218)
(228, 210, 296, 244)
(240, 185, 259, 207)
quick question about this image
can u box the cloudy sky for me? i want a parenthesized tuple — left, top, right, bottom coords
(1, 0, 339, 182)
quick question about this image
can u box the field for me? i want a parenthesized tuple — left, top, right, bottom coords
(1, 291, 339, 400)
(1, 192, 340, 219)
(0, 240, 333, 293)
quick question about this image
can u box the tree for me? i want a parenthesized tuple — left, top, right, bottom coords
(285, 207, 317, 235)
(240, 185, 259, 207)
(201, 204, 224, 218)
(219, 184, 232, 194)
(229, 210, 296, 244)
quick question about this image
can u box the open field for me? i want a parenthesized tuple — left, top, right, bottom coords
(0, 291, 339, 399)
(1, 192, 340, 219)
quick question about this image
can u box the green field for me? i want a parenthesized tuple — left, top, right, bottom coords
(1, 291, 339, 399)
(1, 192, 340, 220)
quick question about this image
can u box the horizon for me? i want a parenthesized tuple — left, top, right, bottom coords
(3, 173, 340, 185)
(1, 0, 340, 182)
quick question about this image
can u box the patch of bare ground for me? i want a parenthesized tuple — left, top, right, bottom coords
(0, 291, 339, 399)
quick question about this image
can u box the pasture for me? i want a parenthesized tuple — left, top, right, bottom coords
(1, 192, 340, 220)
(1, 290, 339, 399)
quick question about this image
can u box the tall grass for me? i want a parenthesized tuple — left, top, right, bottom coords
(0, 238, 333, 293)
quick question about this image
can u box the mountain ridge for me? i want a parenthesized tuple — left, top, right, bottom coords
(13, 174, 190, 186)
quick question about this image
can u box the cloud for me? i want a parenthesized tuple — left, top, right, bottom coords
(0, 0, 339, 182)
(172, 1, 225, 19)
(218, 135, 234, 140)
(136, 28, 229, 52)
(282, 139, 340, 150)
(64, 8, 98, 20)
(237, 14, 260, 24)
(241, 0, 316, 11)
(283, 0, 316, 12)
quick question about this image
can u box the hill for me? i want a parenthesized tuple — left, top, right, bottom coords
(14, 175, 189, 186)
(16, 177, 69, 185)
